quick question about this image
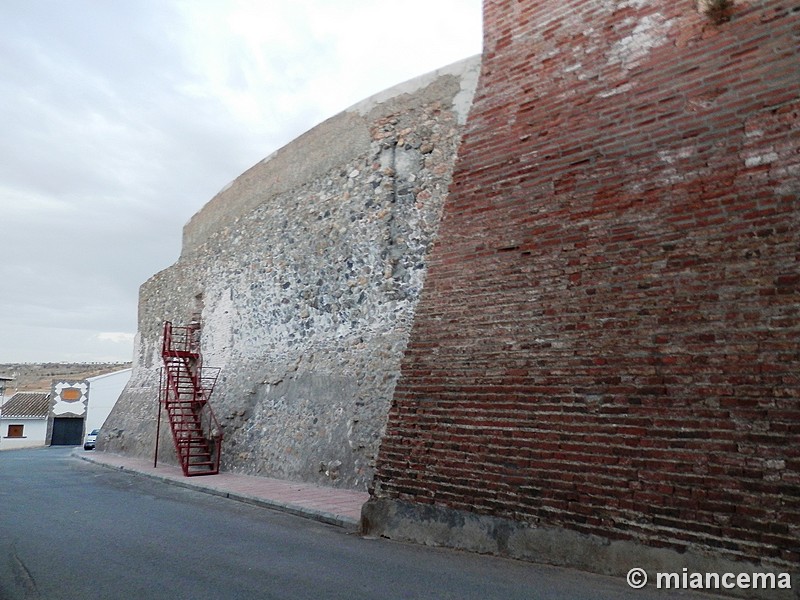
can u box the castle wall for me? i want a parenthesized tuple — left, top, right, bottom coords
(100, 57, 481, 490)
(365, 0, 799, 588)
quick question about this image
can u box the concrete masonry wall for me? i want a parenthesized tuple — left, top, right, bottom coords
(100, 57, 481, 490)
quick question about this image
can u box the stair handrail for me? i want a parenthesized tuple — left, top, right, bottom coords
(162, 320, 201, 356)
(194, 367, 221, 405)
(197, 395, 223, 470)
(159, 320, 223, 476)
(194, 366, 223, 472)
(163, 362, 188, 406)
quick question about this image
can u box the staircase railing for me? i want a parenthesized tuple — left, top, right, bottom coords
(162, 320, 199, 357)
(158, 320, 223, 476)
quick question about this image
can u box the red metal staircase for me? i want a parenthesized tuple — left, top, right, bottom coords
(159, 321, 222, 476)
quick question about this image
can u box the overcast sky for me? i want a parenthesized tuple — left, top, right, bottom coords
(0, 0, 482, 363)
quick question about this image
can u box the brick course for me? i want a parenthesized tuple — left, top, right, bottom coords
(371, 0, 799, 570)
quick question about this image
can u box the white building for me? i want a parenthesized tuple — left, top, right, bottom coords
(0, 370, 131, 450)
(0, 392, 50, 450)
(84, 369, 132, 434)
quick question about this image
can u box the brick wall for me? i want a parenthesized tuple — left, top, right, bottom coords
(370, 0, 799, 570)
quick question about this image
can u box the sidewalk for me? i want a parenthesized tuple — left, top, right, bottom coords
(74, 450, 369, 531)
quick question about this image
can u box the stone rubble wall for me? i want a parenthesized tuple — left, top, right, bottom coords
(100, 56, 481, 490)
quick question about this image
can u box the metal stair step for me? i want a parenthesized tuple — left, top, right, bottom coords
(161, 320, 221, 478)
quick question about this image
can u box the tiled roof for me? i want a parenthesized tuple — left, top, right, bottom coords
(0, 393, 50, 418)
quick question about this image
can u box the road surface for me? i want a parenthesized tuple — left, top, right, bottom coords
(0, 448, 720, 599)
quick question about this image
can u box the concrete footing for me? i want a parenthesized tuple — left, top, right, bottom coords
(361, 498, 798, 600)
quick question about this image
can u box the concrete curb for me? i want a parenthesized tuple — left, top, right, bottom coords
(73, 450, 361, 531)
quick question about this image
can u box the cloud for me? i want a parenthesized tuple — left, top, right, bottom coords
(97, 332, 136, 345)
(0, 0, 482, 363)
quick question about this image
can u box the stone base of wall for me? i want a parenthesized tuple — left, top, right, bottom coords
(361, 499, 799, 600)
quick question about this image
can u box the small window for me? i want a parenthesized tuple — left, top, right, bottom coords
(7, 424, 24, 438)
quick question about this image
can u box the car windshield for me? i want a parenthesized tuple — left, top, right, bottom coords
(89, 430, 99, 435)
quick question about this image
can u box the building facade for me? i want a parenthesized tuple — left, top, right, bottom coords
(97, 0, 797, 590)
(0, 393, 49, 450)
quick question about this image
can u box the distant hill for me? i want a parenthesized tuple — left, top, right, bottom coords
(0, 363, 132, 394)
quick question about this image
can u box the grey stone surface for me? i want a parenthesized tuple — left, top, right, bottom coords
(100, 56, 481, 491)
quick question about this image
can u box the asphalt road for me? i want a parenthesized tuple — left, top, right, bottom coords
(0, 447, 718, 600)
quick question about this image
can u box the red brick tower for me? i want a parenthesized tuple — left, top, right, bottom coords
(366, 0, 799, 583)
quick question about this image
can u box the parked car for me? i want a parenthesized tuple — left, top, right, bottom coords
(84, 429, 99, 450)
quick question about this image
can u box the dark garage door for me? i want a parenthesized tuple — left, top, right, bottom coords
(51, 418, 84, 446)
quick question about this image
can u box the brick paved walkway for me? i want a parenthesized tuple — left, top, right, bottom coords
(74, 450, 368, 530)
